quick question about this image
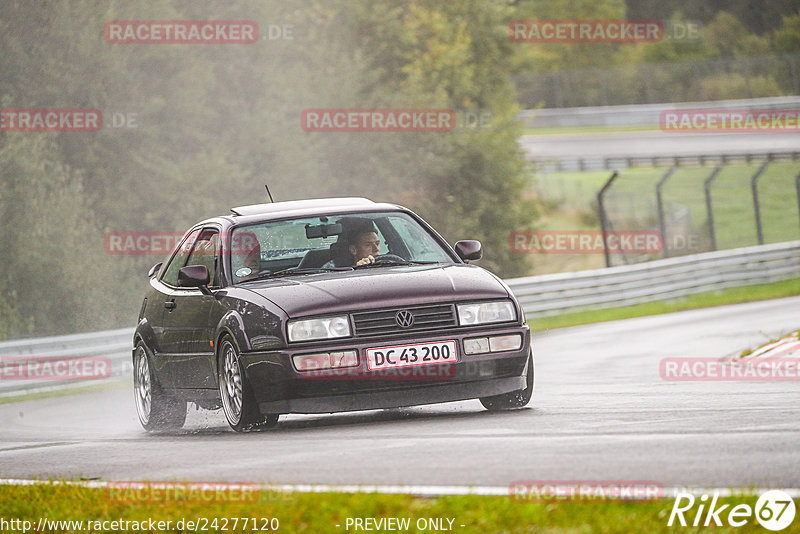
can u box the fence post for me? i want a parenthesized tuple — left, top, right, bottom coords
(703, 166, 723, 251)
(597, 171, 619, 268)
(787, 54, 800, 95)
(656, 167, 677, 258)
(750, 161, 769, 245)
(796, 171, 800, 234)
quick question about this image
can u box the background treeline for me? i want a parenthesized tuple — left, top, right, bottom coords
(0, 1, 534, 339)
(513, 0, 800, 106)
(1, 0, 798, 339)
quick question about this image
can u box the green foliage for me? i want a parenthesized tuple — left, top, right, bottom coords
(775, 13, 800, 52)
(511, 0, 799, 105)
(0, 135, 130, 336)
(0, 0, 540, 338)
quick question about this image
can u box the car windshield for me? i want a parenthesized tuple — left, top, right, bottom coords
(229, 211, 455, 283)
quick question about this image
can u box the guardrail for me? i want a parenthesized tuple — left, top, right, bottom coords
(518, 96, 800, 128)
(548, 150, 800, 172)
(0, 328, 133, 396)
(1, 240, 798, 395)
(506, 240, 800, 316)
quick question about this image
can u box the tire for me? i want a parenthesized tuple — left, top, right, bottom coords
(479, 349, 534, 411)
(218, 337, 279, 432)
(133, 342, 187, 431)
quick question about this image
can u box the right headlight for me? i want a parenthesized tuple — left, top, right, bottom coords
(457, 300, 516, 326)
(287, 316, 351, 342)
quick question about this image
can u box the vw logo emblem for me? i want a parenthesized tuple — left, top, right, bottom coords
(395, 310, 415, 328)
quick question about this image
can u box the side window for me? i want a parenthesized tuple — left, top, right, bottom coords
(160, 230, 200, 287)
(184, 230, 220, 287)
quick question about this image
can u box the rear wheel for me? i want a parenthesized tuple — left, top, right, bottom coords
(133, 342, 187, 431)
(218, 337, 279, 432)
(479, 349, 534, 411)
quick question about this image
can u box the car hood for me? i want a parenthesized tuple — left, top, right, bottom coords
(241, 264, 510, 317)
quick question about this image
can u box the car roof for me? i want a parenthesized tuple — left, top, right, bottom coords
(230, 197, 377, 216)
(193, 197, 409, 228)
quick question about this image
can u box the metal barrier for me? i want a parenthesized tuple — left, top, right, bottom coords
(506, 240, 800, 316)
(0, 328, 134, 396)
(1, 241, 798, 394)
(517, 96, 800, 128)
(544, 151, 800, 173)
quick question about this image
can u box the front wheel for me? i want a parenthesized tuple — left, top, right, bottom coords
(218, 337, 279, 432)
(479, 349, 534, 411)
(133, 342, 187, 431)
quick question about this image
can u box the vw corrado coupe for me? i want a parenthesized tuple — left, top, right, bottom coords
(133, 198, 533, 432)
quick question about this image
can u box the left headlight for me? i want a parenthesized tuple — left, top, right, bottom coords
(288, 316, 351, 342)
(457, 300, 516, 326)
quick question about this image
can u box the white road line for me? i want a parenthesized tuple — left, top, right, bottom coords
(0, 478, 798, 499)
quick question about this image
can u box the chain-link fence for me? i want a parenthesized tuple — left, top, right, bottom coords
(534, 159, 800, 267)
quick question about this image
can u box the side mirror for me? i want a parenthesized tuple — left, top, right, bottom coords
(148, 262, 163, 278)
(455, 240, 482, 262)
(178, 265, 212, 295)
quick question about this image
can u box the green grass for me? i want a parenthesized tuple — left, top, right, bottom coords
(538, 162, 800, 248)
(1, 482, 796, 533)
(529, 162, 800, 275)
(531, 277, 800, 332)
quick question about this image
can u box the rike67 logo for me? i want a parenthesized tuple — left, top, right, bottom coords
(668, 490, 796, 530)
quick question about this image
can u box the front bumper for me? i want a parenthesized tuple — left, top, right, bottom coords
(240, 324, 531, 414)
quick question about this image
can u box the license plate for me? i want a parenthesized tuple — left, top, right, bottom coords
(365, 340, 458, 371)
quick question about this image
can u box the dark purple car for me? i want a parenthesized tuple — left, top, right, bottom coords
(133, 198, 533, 432)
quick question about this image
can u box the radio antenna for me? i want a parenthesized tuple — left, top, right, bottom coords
(264, 184, 275, 203)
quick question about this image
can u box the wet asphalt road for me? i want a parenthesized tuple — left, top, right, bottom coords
(1, 296, 798, 489)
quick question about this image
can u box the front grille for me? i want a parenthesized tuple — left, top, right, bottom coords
(352, 304, 457, 337)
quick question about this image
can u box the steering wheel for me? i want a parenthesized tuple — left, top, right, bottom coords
(372, 253, 407, 264)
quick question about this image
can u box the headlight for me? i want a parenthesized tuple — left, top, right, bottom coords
(288, 316, 351, 342)
(457, 300, 516, 326)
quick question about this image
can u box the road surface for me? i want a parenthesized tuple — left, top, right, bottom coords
(1, 297, 798, 489)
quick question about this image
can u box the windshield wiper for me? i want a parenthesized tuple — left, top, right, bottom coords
(241, 266, 352, 282)
(269, 266, 355, 277)
(355, 260, 441, 268)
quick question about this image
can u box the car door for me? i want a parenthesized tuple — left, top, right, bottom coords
(158, 228, 220, 389)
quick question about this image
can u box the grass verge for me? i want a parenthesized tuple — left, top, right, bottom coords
(531, 277, 800, 332)
(1, 482, 796, 533)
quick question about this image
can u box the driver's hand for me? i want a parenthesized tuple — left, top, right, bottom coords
(355, 255, 375, 266)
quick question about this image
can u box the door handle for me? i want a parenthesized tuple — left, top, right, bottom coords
(164, 300, 176, 310)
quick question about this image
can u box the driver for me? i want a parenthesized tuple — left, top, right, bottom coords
(347, 229, 381, 266)
(324, 218, 381, 267)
